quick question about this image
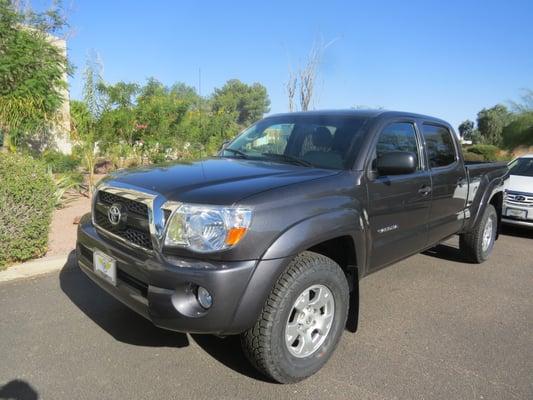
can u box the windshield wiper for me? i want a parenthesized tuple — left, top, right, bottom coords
(223, 148, 250, 159)
(261, 152, 313, 167)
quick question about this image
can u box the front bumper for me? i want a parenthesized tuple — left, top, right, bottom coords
(502, 204, 533, 228)
(76, 214, 280, 335)
(502, 217, 533, 228)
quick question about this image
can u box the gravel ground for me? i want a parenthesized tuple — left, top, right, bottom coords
(0, 226, 531, 400)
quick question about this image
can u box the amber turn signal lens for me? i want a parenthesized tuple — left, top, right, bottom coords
(225, 227, 248, 246)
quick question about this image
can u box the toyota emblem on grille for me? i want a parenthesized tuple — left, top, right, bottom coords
(515, 195, 526, 201)
(108, 204, 123, 226)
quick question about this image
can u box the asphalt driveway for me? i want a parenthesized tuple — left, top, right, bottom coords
(0, 226, 531, 400)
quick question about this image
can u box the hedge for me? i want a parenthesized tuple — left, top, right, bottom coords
(466, 144, 500, 161)
(0, 153, 55, 268)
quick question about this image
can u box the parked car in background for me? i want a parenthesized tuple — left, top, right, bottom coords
(503, 154, 533, 228)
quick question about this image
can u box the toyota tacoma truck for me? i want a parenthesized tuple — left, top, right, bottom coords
(77, 110, 509, 383)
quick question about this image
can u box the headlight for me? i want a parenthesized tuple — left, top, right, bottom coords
(164, 204, 252, 252)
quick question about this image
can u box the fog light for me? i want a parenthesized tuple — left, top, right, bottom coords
(197, 286, 213, 309)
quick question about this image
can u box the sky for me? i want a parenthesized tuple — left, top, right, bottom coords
(39, 0, 533, 129)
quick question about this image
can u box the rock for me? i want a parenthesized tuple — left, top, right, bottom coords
(94, 159, 114, 174)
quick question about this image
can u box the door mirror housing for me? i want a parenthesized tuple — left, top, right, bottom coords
(219, 140, 230, 152)
(376, 151, 417, 176)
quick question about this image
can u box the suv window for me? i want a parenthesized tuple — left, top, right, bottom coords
(374, 122, 419, 173)
(422, 124, 457, 168)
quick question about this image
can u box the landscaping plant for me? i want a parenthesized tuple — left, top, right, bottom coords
(0, 153, 55, 268)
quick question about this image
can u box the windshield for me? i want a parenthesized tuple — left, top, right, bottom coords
(221, 115, 368, 170)
(509, 157, 533, 177)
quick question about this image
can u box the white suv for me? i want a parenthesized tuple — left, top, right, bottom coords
(503, 154, 533, 228)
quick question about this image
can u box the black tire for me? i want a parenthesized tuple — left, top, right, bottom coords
(459, 204, 498, 263)
(241, 251, 349, 383)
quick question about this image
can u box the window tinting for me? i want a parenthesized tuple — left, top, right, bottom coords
(422, 124, 456, 168)
(375, 123, 419, 170)
(224, 115, 367, 170)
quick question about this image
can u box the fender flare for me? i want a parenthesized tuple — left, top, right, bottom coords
(261, 209, 365, 260)
(468, 178, 505, 232)
(227, 209, 366, 333)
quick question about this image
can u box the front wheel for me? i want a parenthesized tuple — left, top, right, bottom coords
(460, 204, 498, 263)
(241, 251, 349, 383)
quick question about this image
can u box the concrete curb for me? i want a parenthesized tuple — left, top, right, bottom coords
(0, 253, 74, 283)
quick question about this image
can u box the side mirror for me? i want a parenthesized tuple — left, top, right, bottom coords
(376, 151, 417, 176)
(219, 140, 230, 152)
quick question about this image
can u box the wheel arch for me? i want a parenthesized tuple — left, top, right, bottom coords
(229, 211, 364, 334)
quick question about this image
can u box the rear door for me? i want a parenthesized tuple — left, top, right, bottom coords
(366, 121, 432, 270)
(421, 123, 468, 244)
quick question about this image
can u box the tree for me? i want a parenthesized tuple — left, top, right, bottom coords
(476, 105, 513, 146)
(212, 79, 270, 126)
(97, 81, 139, 146)
(502, 112, 533, 149)
(135, 78, 190, 147)
(70, 56, 105, 191)
(458, 120, 475, 139)
(0, 0, 70, 151)
(285, 38, 337, 112)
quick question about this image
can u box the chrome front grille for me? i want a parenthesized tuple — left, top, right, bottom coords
(505, 191, 533, 207)
(93, 187, 155, 251)
(98, 190, 149, 216)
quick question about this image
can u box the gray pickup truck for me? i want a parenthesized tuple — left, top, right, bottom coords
(77, 110, 508, 383)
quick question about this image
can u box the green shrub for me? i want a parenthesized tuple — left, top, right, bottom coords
(0, 153, 55, 268)
(41, 150, 81, 173)
(502, 112, 533, 149)
(466, 144, 500, 161)
(463, 151, 485, 162)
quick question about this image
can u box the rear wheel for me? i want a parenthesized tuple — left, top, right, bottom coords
(460, 204, 498, 263)
(241, 251, 349, 383)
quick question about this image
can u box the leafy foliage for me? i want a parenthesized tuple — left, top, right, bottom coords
(41, 150, 80, 173)
(71, 73, 268, 169)
(502, 112, 533, 149)
(0, 0, 70, 149)
(476, 105, 513, 146)
(458, 120, 475, 139)
(465, 144, 500, 161)
(0, 152, 55, 268)
(462, 150, 485, 162)
(212, 79, 270, 126)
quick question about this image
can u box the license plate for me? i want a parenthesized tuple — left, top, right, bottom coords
(93, 250, 117, 286)
(506, 208, 527, 219)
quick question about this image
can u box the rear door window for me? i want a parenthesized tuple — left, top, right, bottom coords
(422, 124, 457, 168)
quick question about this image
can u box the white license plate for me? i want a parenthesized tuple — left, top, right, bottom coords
(93, 250, 117, 286)
(506, 208, 527, 219)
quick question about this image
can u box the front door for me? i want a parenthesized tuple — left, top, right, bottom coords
(366, 121, 432, 270)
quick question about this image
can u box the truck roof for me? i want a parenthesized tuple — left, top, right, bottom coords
(266, 109, 451, 126)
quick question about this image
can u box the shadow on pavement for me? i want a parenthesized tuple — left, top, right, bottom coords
(0, 380, 38, 400)
(422, 243, 472, 264)
(501, 224, 533, 239)
(59, 255, 189, 348)
(59, 254, 270, 382)
(191, 335, 274, 383)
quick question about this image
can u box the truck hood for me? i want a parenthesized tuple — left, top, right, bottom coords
(506, 174, 533, 194)
(106, 157, 340, 204)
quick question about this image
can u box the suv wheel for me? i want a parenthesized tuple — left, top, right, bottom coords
(241, 251, 349, 383)
(460, 204, 498, 263)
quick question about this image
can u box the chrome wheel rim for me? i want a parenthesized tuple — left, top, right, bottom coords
(285, 284, 335, 358)
(482, 217, 494, 252)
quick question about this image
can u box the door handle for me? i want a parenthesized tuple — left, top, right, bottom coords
(418, 185, 432, 196)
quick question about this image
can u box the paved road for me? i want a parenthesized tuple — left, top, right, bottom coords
(1, 226, 532, 400)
